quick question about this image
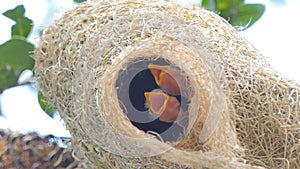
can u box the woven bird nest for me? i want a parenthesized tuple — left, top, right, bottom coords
(34, 0, 300, 168)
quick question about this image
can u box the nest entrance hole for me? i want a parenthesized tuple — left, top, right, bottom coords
(116, 58, 191, 142)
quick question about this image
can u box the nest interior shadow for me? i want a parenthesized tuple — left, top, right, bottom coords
(116, 57, 190, 142)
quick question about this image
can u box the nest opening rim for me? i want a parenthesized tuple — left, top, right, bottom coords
(116, 57, 192, 143)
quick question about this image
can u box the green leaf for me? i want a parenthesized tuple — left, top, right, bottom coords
(2, 5, 33, 38)
(201, 0, 217, 11)
(216, 0, 244, 19)
(38, 92, 56, 118)
(11, 17, 32, 38)
(0, 39, 34, 91)
(229, 4, 265, 30)
(217, 0, 244, 9)
(2, 5, 25, 21)
(200, 0, 264, 30)
(0, 69, 22, 92)
(73, 0, 86, 3)
(0, 39, 34, 69)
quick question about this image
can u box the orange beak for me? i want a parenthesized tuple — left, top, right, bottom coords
(144, 91, 180, 123)
(148, 64, 187, 97)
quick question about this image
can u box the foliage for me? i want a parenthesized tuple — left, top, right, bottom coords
(38, 91, 56, 117)
(0, 5, 34, 92)
(201, 0, 265, 30)
(73, 0, 87, 3)
(0, 5, 56, 117)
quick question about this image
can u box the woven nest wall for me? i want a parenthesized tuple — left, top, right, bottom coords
(34, 0, 300, 168)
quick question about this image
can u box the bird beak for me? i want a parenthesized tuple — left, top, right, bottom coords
(144, 91, 167, 115)
(148, 64, 182, 96)
(144, 91, 180, 123)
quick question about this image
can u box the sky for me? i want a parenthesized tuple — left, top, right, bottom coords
(241, 0, 300, 84)
(0, 0, 299, 136)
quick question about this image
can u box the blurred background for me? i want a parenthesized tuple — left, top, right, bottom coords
(0, 0, 299, 137)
